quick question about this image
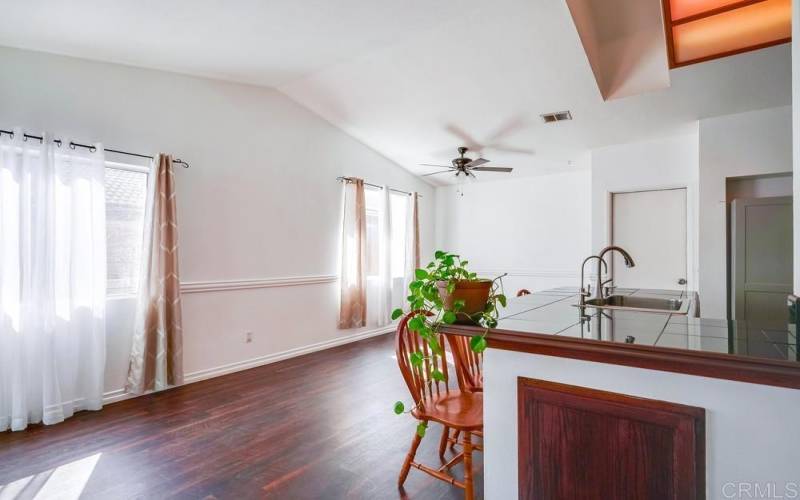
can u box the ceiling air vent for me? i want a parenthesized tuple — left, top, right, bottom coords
(541, 111, 572, 123)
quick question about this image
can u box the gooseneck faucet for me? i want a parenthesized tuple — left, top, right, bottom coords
(595, 245, 636, 299)
(579, 255, 607, 306)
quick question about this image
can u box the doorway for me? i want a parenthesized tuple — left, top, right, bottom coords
(611, 188, 687, 290)
(726, 173, 793, 322)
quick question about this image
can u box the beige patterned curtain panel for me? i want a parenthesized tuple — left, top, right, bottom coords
(404, 192, 420, 294)
(338, 178, 367, 329)
(126, 154, 184, 394)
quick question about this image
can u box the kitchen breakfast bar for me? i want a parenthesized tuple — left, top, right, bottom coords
(442, 287, 800, 500)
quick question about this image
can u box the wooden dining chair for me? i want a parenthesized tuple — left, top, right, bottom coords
(516, 288, 532, 297)
(440, 333, 484, 462)
(396, 312, 483, 500)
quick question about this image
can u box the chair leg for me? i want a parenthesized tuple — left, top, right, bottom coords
(450, 429, 461, 450)
(438, 426, 450, 460)
(398, 425, 425, 487)
(463, 431, 474, 500)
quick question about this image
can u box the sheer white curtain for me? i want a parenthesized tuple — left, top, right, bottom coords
(374, 185, 393, 326)
(0, 128, 106, 432)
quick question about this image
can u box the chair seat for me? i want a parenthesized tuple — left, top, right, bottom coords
(413, 391, 483, 430)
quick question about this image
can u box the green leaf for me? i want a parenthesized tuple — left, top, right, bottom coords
(416, 421, 428, 437)
(427, 336, 443, 355)
(461, 260, 469, 266)
(391, 308, 404, 320)
(453, 299, 466, 311)
(415, 268, 429, 280)
(443, 255, 455, 266)
(470, 335, 487, 353)
(393, 401, 405, 415)
(434, 250, 445, 259)
(442, 310, 457, 324)
(446, 281, 456, 294)
(409, 280, 423, 291)
(497, 294, 507, 308)
(431, 369, 445, 382)
(410, 351, 424, 366)
(468, 272, 477, 280)
(408, 316, 424, 331)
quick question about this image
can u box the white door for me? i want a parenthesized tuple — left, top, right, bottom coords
(731, 196, 793, 322)
(611, 188, 687, 290)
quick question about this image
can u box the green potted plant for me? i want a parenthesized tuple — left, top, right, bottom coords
(391, 250, 506, 433)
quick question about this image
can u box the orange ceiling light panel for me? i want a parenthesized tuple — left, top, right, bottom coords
(663, 0, 792, 67)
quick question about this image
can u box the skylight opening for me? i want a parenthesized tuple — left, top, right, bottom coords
(663, 0, 792, 68)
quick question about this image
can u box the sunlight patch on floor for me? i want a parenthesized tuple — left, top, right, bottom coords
(0, 452, 101, 500)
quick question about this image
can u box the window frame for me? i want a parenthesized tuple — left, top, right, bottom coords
(105, 159, 151, 300)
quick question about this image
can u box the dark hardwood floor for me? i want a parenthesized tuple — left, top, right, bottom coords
(0, 333, 482, 499)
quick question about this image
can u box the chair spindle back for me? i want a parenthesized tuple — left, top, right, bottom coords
(395, 312, 451, 406)
(445, 334, 484, 392)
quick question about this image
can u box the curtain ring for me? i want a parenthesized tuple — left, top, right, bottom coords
(90, 145, 97, 153)
(22, 134, 27, 142)
(9, 131, 14, 139)
(54, 139, 61, 147)
(69, 142, 76, 150)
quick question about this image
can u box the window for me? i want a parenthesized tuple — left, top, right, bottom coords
(390, 193, 408, 278)
(365, 187, 381, 278)
(363, 187, 409, 279)
(105, 162, 148, 296)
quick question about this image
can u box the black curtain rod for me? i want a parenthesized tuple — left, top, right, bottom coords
(336, 176, 422, 197)
(0, 129, 190, 168)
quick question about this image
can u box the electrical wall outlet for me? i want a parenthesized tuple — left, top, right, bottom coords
(245, 331, 253, 343)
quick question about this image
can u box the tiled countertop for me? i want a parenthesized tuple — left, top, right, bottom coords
(495, 287, 797, 363)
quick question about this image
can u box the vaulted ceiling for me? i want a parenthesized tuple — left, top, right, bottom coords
(0, 0, 791, 184)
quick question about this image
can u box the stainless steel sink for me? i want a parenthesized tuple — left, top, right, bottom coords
(581, 295, 690, 315)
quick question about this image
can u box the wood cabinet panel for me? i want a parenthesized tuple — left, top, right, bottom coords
(518, 378, 705, 500)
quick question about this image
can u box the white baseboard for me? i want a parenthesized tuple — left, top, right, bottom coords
(102, 388, 138, 405)
(102, 324, 394, 405)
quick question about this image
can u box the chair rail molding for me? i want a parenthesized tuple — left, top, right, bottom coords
(474, 268, 606, 280)
(474, 268, 578, 278)
(180, 274, 338, 293)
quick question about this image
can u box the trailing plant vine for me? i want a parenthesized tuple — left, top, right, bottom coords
(392, 250, 506, 436)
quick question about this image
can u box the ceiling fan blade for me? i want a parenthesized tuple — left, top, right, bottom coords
(470, 166, 513, 173)
(486, 115, 528, 142)
(465, 158, 489, 168)
(444, 124, 483, 151)
(486, 144, 536, 156)
(420, 169, 455, 177)
(418, 163, 453, 168)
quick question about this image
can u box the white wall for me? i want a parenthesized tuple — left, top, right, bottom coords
(435, 167, 592, 293)
(483, 348, 800, 500)
(699, 106, 793, 318)
(590, 131, 700, 290)
(0, 46, 436, 400)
